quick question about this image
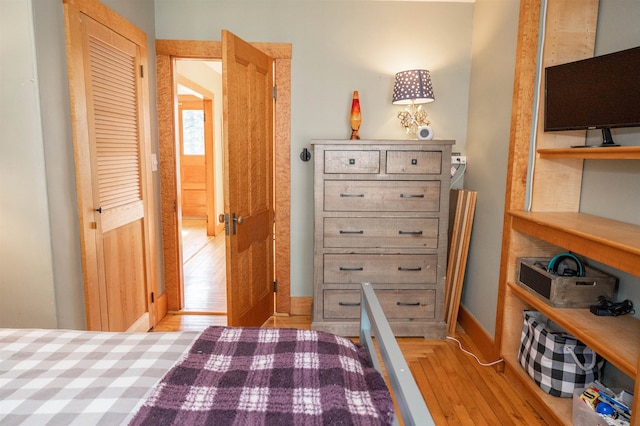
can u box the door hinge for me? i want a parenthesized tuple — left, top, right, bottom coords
(140, 65, 144, 78)
(273, 85, 277, 100)
(151, 292, 155, 303)
(273, 280, 278, 293)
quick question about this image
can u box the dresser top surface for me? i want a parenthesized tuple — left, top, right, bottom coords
(310, 139, 455, 147)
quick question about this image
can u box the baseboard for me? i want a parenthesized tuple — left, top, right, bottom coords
(155, 292, 168, 325)
(457, 304, 500, 362)
(289, 297, 312, 316)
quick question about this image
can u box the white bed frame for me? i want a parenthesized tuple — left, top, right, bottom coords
(359, 282, 435, 426)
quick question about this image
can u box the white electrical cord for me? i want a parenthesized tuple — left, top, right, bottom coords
(446, 336, 504, 367)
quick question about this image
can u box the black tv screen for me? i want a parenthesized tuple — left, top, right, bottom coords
(544, 46, 640, 132)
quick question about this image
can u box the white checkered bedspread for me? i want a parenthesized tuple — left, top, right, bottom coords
(0, 328, 199, 426)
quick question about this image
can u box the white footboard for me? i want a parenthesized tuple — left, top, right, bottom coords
(359, 282, 435, 426)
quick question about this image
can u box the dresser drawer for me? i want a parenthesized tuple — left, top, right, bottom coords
(386, 151, 442, 174)
(323, 289, 435, 319)
(324, 181, 440, 212)
(324, 217, 438, 248)
(324, 254, 437, 284)
(324, 150, 380, 174)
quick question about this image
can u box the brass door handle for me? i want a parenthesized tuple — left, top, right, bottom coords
(235, 216, 244, 224)
(218, 214, 226, 223)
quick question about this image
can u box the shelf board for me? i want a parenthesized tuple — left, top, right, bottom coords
(537, 145, 640, 159)
(508, 281, 640, 378)
(502, 357, 572, 425)
(509, 211, 640, 276)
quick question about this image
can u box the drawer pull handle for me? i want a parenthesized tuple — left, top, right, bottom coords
(339, 301, 361, 306)
(398, 267, 422, 272)
(349, 159, 356, 165)
(399, 231, 423, 235)
(340, 230, 364, 234)
(339, 267, 364, 271)
(397, 301, 421, 306)
(400, 194, 424, 198)
(340, 193, 365, 198)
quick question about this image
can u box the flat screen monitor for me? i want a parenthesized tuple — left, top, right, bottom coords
(544, 46, 640, 145)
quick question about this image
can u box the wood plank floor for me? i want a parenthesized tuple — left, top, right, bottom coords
(181, 219, 226, 313)
(154, 313, 547, 425)
(162, 219, 546, 424)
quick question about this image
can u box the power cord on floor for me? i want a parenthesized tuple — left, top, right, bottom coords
(446, 336, 504, 367)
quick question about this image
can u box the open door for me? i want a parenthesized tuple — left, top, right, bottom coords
(221, 30, 275, 327)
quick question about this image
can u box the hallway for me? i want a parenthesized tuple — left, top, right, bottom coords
(181, 219, 227, 314)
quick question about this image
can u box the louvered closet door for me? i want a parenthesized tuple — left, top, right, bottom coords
(82, 16, 148, 332)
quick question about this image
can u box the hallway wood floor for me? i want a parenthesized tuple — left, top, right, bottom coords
(154, 312, 546, 425)
(181, 219, 226, 314)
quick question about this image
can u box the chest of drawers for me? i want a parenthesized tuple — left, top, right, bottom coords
(311, 139, 453, 338)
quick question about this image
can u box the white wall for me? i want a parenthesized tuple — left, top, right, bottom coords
(154, 0, 475, 297)
(0, 0, 57, 328)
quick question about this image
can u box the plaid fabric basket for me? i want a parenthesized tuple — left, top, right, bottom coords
(517, 310, 604, 397)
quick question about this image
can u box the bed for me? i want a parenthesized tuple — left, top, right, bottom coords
(0, 283, 433, 426)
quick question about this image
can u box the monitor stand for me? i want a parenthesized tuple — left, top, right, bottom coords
(598, 128, 619, 147)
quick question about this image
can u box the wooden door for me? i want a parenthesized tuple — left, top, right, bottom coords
(222, 30, 275, 326)
(179, 100, 207, 217)
(63, 0, 155, 331)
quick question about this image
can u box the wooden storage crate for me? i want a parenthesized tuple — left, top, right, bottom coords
(516, 258, 617, 308)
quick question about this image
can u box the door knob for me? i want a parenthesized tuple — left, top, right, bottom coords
(235, 216, 244, 224)
(218, 214, 226, 223)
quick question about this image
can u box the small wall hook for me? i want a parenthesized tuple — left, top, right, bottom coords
(300, 147, 311, 162)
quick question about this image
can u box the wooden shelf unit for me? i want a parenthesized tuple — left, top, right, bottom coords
(496, 1, 639, 424)
(537, 145, 640, 160)
(510, 211, 640, 277)
(500, 211, 640, 424)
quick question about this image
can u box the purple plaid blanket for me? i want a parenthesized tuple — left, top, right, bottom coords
(130, 326, 394, 425)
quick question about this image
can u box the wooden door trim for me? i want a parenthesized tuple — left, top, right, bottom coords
(156, 39, 291, 314)
(203, 99, 215, 235)
(63, 0, 157, 330)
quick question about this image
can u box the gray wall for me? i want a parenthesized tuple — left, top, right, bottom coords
(1, 0, 474, 329)
(0, 0, 58, 328)
(461, 0, 520, 336)
(154, 0, 475, 299)
(580, 1, 640, 318)
(2, 0, 637, 336)
(0, 0, 157, 329)
(463, 0, 640, 338)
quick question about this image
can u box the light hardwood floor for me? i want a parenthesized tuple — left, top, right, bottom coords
(181, 219, 226, 313)
(155, 315, 546, 425)
(159, 220, 546, 425)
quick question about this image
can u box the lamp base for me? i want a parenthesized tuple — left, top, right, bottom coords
(397, 103, 430, 139)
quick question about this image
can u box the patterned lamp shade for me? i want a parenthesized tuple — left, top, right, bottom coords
(392, 70, 435, 105)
